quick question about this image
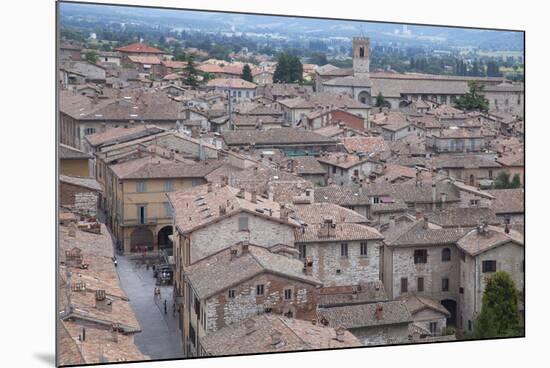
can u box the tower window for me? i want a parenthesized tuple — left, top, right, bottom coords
(359, 47, 365, 58)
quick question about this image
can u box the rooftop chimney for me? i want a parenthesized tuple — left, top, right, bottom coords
(335, 327, 346, 342)
(422, 216, 429, 230)
(241, 240, 249, 254)
(236, 188, 245, 199)
(375, 304, 384, 320)
(207, 182, 213, 193)
(250, 190, 257, 203)
(271, 330, 283, 346)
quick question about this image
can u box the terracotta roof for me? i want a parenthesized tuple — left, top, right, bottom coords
(161, 60, 188, 69)
(457, 225, 524, 256)
(59, 144, 92, 160)
(60, 175, 102, 192)
(292, 203, 368, 224)
(109, 156, 220, 179)
(317, 152, 371, 169)
(115, 42, 166, 54)
(278, 92, 367, 110)
(428, 207, 500, 228)
(317, 281, 388, 307)
(221, 128, 336, 146)
(319, 300, 413, 329)
(201, 314, 360, 356)
(314, 185, 373, 206)
(127, 55, 161, 65)
(294, 222, 383, 243)
(206, 78, 256, 89)
(185, 244, 321, 299)
(385, 219, 468, 247)
(400, 294, 450, 317)
(496, 152, 524, 167)
(197, 63, 225, 74)
(487, 188, 524, 215)
(283, 156, 326, 175)
(84, 125, 165, 147)
(341, 137, 389, 155)
(168, 184, 301, 236)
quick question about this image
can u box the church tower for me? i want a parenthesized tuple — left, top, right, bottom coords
(352, 37, 370, 75)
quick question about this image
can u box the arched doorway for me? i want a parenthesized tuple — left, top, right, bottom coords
(130, 227, 154, 252)
(441, 299, 457, 326)
(358, 90, 371, 105)
(158, 226, 173, 255)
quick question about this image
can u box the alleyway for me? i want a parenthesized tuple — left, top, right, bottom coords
(115, 253, 185, 360)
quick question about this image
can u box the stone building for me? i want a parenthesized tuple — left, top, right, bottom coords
(59, 175, 102, 216)
(317, 152, 378, 186)
(382, 218, 468, 326)
(482, 82, 524, 117)
(59, 144, 93, 177)
(456, 224, 524, 333)
(294, 219, 383, 286)
(317, 37, 516, 109)
(318, 300, 412, 346)
(200, 314, 360, 357)
(180, 242, 322, 357)
(400, 294, 451, 336)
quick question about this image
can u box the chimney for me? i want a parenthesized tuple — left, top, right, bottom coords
(244, 318, 256, 335)
(236, 188, 245, 199)
(230, 247, 238, 260)
(221, 175, 228, 187)
(431, 183, 437, 211)
(250, 190, 257, 203)
(422, 216, 429, 230)
(441, 192, 447, 209)
(219, 204, 226, 215)
(335, 327, 346, 342)
(207, 182, 213, 193)
(271, 331, 283, 346)
(95, 290, 112, 312)
(375, 304, 384, 320)
(80, 327, 86, 342)
(280, 207, 290, 221)
(100, 122, 107, 133)
(303, 257, 313, 276)
(241, 240, 249, 254)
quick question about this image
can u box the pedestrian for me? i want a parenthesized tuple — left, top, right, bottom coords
(114, 259, 118, 268)
(164, 299, 167, 314)
(172, 303, 176, 316)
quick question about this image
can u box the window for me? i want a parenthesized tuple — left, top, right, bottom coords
(442, 278, 449, 292)
(482, 260, 497, 273)
(284, 289, 292, 300)
(191, 178, 202, 187)
(340, 243, 348, 257)
(442, 248, 451, 262)
(417, 277, 424, 292)
(238, 217, 249, 231)
(430, 322, 438, 334)
(400, 278, 408, 293)
(360, 242, 368, 256)
(373, 197, 380, 204)
(468, 320, 472, 331)
(256, 284, 264, 296)
(505, 98, 509, 106)
(194, 296, 200, 317)
(136, 181, 146, 193)
(238, 91, 242, 98)
(459, 287, 464, 294)
(332, 166, 337, 174)
(164, 180, 174, 192)
(137, 205, 146, 224)
(359, 47, 365, 58)
(228, 289, 236, 298)
(353, 169, 359, 177)
(488, 170, 493, 179)
(164, 202, 173, 217)
(84, 127, 96, 136)
(189, 323, 196, 346)
(414, 249, 428, 264)
(461, 252, 466, 262)
(470, 199, 479, 206)
(298, 244, 307, 260)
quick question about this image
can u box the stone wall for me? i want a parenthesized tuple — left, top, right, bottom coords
(60, 181, 98, 216)
(190, 214, 295, 263)
(300, 240, 381, 286)
(204, 273, 317, 333)
(351, 323, 410, 346)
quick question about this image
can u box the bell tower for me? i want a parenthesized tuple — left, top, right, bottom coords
(353, 37, 370, 75)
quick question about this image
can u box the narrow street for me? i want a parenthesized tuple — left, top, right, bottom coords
(115, 250, 185, 360)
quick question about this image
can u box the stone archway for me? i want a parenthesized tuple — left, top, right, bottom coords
(157, 226, 173, 254)
(358, 90, 371, 105)
(441, 299, 457, 326)
(130, 227, 154, 252)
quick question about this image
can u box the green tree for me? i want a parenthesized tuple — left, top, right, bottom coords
(308, 52, 328, 66)
(454, 81, 489, 112)
(273, 53, 303, 84)
(511, 173, 521, 188)
(494, 171, 511, 189)
(472, 271, 522, 338)
(84, 51, 99, 64)
(241, 64, 253, 82)
(184, 55, 199, 87)
(375, 92, 385, 107)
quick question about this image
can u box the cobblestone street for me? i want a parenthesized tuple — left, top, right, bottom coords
(116, 254, 185, 360)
